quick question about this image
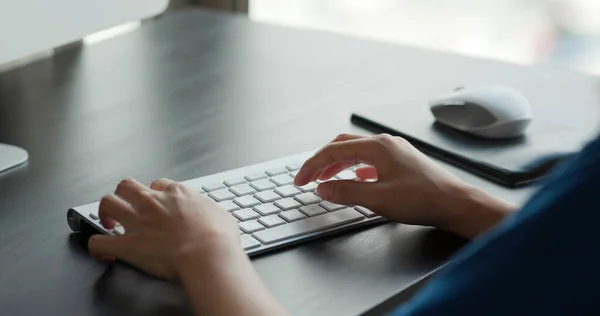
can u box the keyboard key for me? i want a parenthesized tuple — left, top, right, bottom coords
(245, 172, 268, 181)
(335, 170, 356, 180)
(320, 200, 346, 211)
(297, 182, 318, 192)
(294, 192, 322, 205)
(219, 200, 241, 212)
(89, 212, 99, 220)
(250, 179, 277, 191)
(279, 209, 307, 222)
(270, 174, 295, 186)
(233, 196, 261, 208)
(232, 209, 261, 221)
(275, 198, 302, 211)
(274, 185, 301, 197)
(224, 178, 247, 187)
(202, 182, 226, 192)
(289, 171, 299, 178)
(286, 162, 304, 171)
(355, 206, 377, 218)
(266, 167, 288, 176)
(299, 204, 327, 217)
(254, 203, 281, 216)
(230, 184, 256, 196)
(241, 234, 261, 250)
(239, 220, 265, 233)
(258, 215, 287, 228)
(253, 208, 365, 244)
(209, 189, 236, 202)
(254, 190, 281, 203)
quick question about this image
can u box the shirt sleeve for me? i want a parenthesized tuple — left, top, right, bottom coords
(391, 137, 600, 316)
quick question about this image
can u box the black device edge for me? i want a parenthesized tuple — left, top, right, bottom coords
(350, 113, 547, 188)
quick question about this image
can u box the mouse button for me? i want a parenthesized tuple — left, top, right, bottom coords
(505, 93, 533, 117)
(428, 93, 467, 107)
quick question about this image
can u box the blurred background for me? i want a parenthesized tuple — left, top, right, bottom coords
(3, 0, 600, 76)
(247, 0, 600, 75)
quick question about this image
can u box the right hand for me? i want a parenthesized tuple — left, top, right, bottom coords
(294, 134, 503, 237)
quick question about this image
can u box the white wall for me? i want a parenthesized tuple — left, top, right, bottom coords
(0, 0, 169, 65)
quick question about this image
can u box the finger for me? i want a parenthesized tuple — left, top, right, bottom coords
(115, 177, 150, 208)
(318, 161, 361, 180)
(98, 194, 138, 229)
(88, 234, 130, 260)
(150, 178, 177, 191)
(317, 180, 385, 207)
(355, 166, 378, 180)
(329, 133, 364, 143)
(310, 134, 365, 180)
(295, 138, 384, 185)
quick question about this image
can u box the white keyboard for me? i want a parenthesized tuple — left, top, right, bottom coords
(66, 151, 386, 256)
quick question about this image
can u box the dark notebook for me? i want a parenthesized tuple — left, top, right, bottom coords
(351, 104, 596, 187)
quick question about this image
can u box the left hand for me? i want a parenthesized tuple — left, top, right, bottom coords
(88, 177, 241, 281)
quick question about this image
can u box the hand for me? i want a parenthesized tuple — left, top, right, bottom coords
(88, 177, 240, 280)
(88, 178, 288, 316)
(294, 134, 515, 238)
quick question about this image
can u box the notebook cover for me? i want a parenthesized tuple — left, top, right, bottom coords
(351, 104, 595, 187)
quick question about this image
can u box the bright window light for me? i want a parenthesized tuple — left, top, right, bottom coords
(84, 21, 142, 45)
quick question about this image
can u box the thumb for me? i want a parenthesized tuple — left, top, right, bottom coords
(88, 234, 128, 261)
(317, 180, 383, 207)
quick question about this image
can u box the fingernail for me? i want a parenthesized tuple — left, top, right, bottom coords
(317, 183, 333, 199)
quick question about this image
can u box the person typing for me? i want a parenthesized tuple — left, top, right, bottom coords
(88, 133, 600, 316)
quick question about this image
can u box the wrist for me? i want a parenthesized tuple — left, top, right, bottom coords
(174, 237, 287, 316)
(438, 183, 516, 239)
(175, 235, 248, 283)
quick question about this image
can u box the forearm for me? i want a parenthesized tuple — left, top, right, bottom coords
(177, 245, 288, 316)
(441, 184, 517, 239)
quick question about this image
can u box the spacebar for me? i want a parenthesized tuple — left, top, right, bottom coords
(252, 208, 365, 244)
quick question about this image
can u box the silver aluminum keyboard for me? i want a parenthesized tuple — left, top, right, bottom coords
(66, 151, 386, 256)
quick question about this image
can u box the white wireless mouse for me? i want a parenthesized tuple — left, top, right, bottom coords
(429, 86, 533, 139)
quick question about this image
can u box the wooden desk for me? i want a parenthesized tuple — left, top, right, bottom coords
(2, 8, 594, 316)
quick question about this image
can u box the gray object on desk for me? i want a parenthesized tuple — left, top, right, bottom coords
(0, 7, 590, 316)
(352, 74, 600, 188)
(0, 143, 28, 173)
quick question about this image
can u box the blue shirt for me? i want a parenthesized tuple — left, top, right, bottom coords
(392, 135, 600, 315)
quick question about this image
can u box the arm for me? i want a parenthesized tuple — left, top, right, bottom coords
(392, 137, 600, 316)
(294, 133, 516, 240)
(87, 133, 517, 315)
(87, 178, 287, 316)
(177, 242, 287, 316)
(438, 183, 516, 239)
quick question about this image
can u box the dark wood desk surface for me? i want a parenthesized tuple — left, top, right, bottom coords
(1, 8, 596, 316)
